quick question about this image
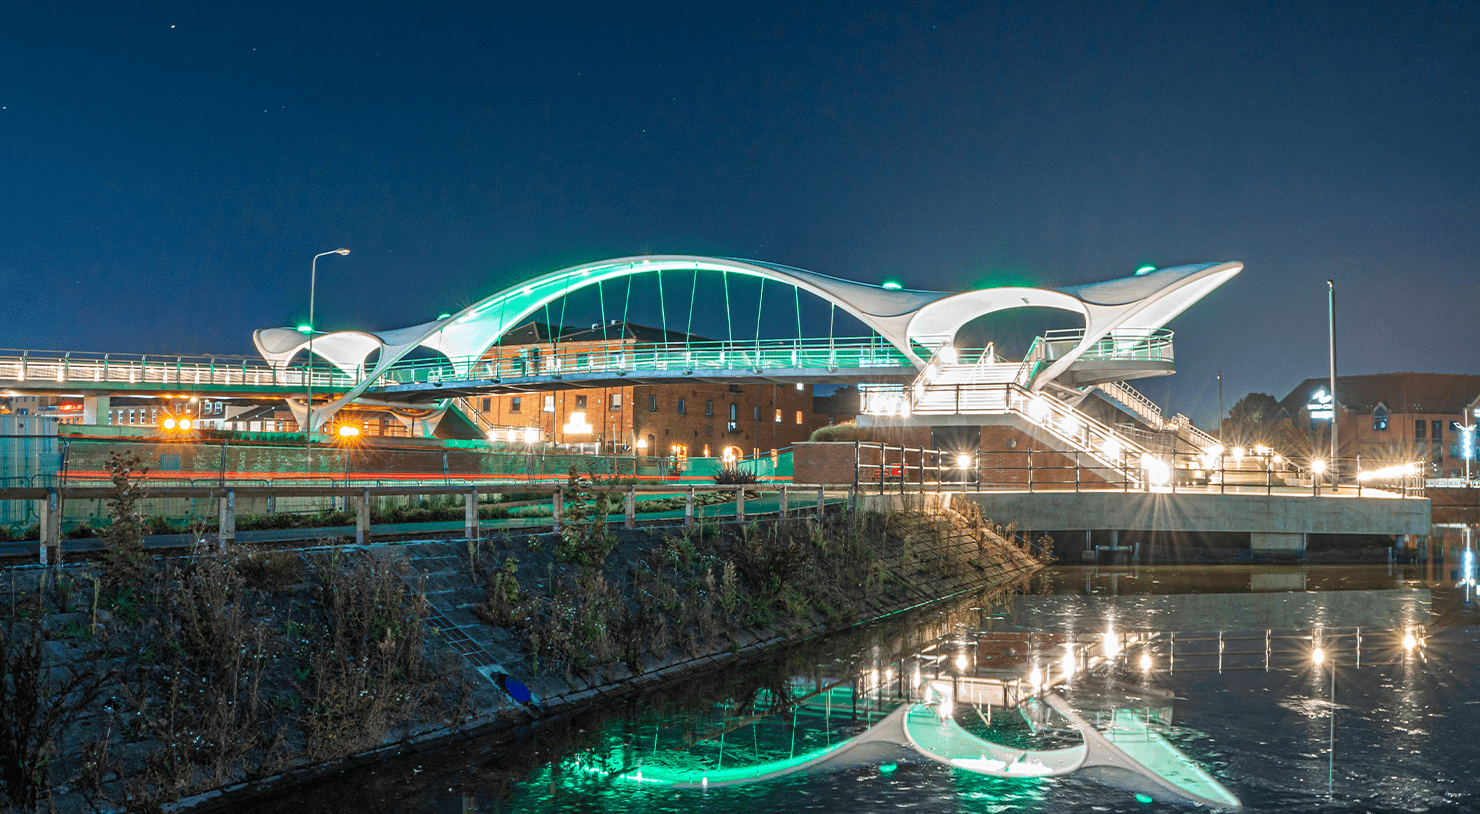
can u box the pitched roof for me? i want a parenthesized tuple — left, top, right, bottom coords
(1278, 373, 1480, 416)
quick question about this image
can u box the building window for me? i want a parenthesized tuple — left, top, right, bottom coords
(705, 401, 713, 417)
(510, 397, 521, 413)
(1433, 420, 1445, 440)
(1373, 406, 1388, 431)
(610, 393, 621, 410)
(543, 395, 555, 413)
(576, 395, 588, 409)
(648, 395, 657, 413)
(775, 408, 783, 423)
(705, 425, 713, 437)
(753, 405, 760, 421)
(703, 444, 711, 457)
(576, 353, 589, 370)
(480, 397, 491, 412)
(728, 403, 738, 432)
(1415, 420, 1425, 440)
(729, 384, 743, 394)
(676, 398, 686, 414)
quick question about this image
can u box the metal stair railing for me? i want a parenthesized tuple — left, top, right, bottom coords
(1009, 386, 1151, 485)
(1096, 380, 1165, 430)
(1168, 414, 1220, 452)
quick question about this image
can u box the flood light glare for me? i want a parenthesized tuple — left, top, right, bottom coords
(178, 418, 191, 430)
(162, 418, 176, 430)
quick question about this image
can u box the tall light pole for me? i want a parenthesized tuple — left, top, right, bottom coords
(1217, 371, 1224, 440)
(306, 248, 351, 470)
(1327, 280, 1338, 487)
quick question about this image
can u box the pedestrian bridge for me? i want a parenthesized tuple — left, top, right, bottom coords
(2, 255, 1248, 476)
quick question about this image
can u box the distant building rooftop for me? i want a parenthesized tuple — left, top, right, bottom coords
(1279, 372, 1480, 417)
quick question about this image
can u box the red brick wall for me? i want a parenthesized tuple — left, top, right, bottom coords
(977, 425, 1112, 485)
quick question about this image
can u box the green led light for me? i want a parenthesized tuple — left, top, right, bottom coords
(296, 324, 312, 334)
(438, 313, 452, 319)
(879, 762, 898, 774)
(1136, 793, 1155, 804)
(1134, 265, 1156, 276)
(882, 278, 903, 290)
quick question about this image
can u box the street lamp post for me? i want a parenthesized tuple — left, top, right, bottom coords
(305, 248, 351, 472)
(1461, 422, 1475, 483)
(1327, 280, 1339, 489)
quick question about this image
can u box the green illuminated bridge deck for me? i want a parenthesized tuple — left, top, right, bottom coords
(0, 338, 915, 401)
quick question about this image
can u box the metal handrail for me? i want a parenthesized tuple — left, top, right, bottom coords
(1097, 380, 1165, 429)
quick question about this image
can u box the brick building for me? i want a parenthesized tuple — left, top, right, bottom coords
(466, 323, 830, 459)
(1277, 373, 1480, 477)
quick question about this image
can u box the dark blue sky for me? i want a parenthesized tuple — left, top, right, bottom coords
(2, 1, 1475, 426)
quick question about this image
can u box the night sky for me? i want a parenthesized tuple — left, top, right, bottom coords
(3, 2, 1476, 426)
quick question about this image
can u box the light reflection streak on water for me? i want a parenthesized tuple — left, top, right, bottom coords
(251, 559, 1479, 814)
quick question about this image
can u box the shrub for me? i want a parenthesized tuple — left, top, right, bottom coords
(713, 467, 759, 485)
(100, 451, 149, 586)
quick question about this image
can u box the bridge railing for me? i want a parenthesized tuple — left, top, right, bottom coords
(849, 441, 1425, 499)
(1041, 329, 1175, 363)
(0, 349, 356, 389)
(378, 336, 913, 386)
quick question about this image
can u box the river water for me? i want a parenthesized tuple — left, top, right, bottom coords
(251, 530, 1479, 814)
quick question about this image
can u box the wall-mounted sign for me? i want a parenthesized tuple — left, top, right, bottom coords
(1307, 389, 1334, 421)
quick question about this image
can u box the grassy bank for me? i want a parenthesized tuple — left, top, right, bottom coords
(0, 459, 1045, 811)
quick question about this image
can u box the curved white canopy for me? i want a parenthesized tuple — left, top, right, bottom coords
(254, 255, 1240, 428)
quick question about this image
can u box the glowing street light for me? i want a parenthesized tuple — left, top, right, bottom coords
(305, 248, 351, 466)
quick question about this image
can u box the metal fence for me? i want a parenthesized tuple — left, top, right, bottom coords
(850, 442, 1426, 498)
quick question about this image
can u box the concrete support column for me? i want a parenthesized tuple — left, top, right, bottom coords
(684, 488, 695, 526)
(780, 485, 789, 518)
(465, 489, 479, 540)
(218, 489, 235, 548)
(1250, 531, 1305, 553)
(39, 489, 60, 566)
(624, 488, 636, 529)
(357, 489, 371, 545)
(736, 487, 745, 522)
(82, 394, 110, 425)
(552, 488, 563, 532)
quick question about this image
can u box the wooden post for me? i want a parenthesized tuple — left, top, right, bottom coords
(624, 487, 636, 529)
(817, 486, 826, 516)
(736, 487, 746, 522)
(39, 488, 60, 566)
(218, 489, 236, 548)
(465, 488, 479, 540)
(552, 487, 563, 532)
(684, 487, 695, 526)
(357, 488, 371, 545)
(780, 485, 789, 518)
